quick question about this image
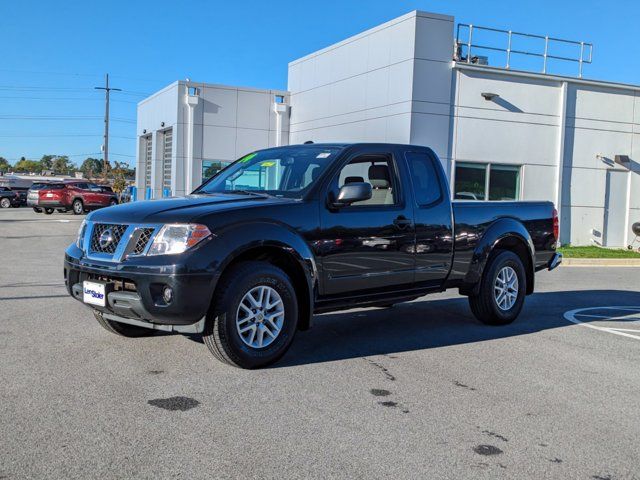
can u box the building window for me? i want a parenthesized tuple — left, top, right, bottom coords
(202, 161, 230, 180)
(454, 162, 520, 201)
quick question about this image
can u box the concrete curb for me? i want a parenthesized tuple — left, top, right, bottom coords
(561, 257, 640, 267)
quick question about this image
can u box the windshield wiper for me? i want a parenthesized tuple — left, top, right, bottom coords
(227, 189, 273, 198)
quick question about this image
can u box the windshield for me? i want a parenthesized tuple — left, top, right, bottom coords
(195, 146, 342, 198)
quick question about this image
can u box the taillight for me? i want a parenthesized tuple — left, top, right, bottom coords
(552, 208, 559, 242)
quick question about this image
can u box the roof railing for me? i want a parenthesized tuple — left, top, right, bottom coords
(455, 24, 593, 78)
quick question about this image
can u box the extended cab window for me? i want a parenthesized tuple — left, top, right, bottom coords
(405, 152, 442, 206)
(336, 155, 397, 206)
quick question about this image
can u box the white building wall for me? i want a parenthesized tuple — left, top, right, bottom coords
(136, 10, 640, 247)
(137, 81, 289, 197)
(288, 11, 451, 145)
(451, 64, 639, 247)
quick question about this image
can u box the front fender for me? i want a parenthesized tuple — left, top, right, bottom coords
(463, 218, 535, 295)
(209, 220, 318, 328)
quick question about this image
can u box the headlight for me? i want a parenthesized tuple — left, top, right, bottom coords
(76, 219, 87, 249)
(147, 224, 212, 256)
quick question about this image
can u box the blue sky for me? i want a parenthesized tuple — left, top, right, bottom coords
(1, 0, 638, 167)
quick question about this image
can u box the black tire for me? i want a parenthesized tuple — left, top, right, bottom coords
(109, 199, 118, 206)
(92, 310, 154, 337)
(468, 249, 526, 326)
(32, 207, 42, 213)
(0, 198, 11, 209)
(43, 208, 54, 215)
(203, 261, 298, 369)
(72, 199, 84, 215)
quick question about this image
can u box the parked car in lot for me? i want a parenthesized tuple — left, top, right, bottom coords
(29, 180, 118, 214)
(119, 185, 135, 203)
(64, 143, 562, 368)
(0, 186, 21, 208)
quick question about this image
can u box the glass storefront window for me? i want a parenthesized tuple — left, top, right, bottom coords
(202, 161, 230, 180)
(454, 162, 521, 201)
(489, 165, 520, 200)
(454, 163, 486, 201)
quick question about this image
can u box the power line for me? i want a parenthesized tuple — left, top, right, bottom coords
(0, 95, 138, 104)
(0, 134, 136, 139)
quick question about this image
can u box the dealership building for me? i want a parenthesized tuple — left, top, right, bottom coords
(136, 10, 640, 247)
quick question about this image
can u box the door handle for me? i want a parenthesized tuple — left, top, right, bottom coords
(393, 215, 412, 229)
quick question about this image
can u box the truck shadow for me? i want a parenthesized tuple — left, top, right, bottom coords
(276, 289, 640, 368)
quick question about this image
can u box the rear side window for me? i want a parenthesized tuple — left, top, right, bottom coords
(405, 152, 442, 206)
(46, 184, 65, 190)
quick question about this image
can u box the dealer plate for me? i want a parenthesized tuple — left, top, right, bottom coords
(83, 281, 106, 307)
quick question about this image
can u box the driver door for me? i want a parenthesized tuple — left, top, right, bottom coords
(318, 148, 416, 296)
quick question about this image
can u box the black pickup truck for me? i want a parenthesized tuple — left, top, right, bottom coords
(64, 143, 561, 368)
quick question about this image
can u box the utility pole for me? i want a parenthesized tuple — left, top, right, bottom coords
(95, 74, 121, 180)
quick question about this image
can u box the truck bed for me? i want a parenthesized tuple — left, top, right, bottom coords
(449, 200, 556, 282)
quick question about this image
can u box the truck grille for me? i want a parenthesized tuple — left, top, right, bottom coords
(132, 228, 155, 255)
(90, 224, 128, 254)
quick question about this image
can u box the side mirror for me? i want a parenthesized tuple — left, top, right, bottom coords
(333, 182, 372, 207)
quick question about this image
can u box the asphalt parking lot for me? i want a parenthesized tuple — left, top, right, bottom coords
(1, 208, 640, 480)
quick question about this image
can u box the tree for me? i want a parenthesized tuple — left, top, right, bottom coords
(13, 158, 41, 173)
(80, 157, 102, 179)
(112, 177, 127, 194)
(52, 155, 73, 175)
(0, 157, 10, 173)
(40, 155, 56, 170)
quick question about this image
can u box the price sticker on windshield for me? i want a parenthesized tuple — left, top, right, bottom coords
(316, 152, 332, 159)
(260, 161, 276, 167)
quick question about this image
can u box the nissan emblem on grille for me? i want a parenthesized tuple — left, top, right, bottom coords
(90, 224, 128, 254)
(99, 229, 114, 249)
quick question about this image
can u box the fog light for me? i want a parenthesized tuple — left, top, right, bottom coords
(162, 286, 173, 304)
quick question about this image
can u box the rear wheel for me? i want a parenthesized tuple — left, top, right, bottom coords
(109, 199, 118, 206)
(203, 261, 298, 369)
(468, 250, 526, 326)
(0, 198, 10, 208)
(92, 310, 154, 337)
(72, 199, 84, 215)
(43, 208, 54, 215)
(32, 207, 42, 213)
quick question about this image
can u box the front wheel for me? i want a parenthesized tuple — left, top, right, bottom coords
(109, 199, 118, 206)
(72, 199, 84, 215)
(203, 261, 298, 369)
(468, 250, 526, 326)
(43, 208, 54, 215)
(0, 198, 11, 208)
(32, 207, 42, 213)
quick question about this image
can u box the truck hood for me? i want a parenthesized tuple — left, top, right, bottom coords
(87, 194, 297, 224)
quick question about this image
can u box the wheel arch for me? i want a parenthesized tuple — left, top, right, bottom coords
(461, 218, 535, 296)
(209, 223, 317, 331)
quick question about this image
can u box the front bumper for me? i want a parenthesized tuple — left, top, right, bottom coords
(64, 247, 217, 326)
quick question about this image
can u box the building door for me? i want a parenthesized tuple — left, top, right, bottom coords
(604, 170, 627, 247)
(162, 129, 173, 195)
(143, 135, 153, 190)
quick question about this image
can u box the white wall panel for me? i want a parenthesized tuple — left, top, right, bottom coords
(237, 91, 270, 130)
(414, 13, 454, 62)
(201, 87, 238, 128)
(202, 125, 237, 160)
(521, 164, 556, 201)
(455, 117, 558, 165)
(236, 128, 269, 157)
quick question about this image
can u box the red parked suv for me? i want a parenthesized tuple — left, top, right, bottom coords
(28, 181, 119, 215)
